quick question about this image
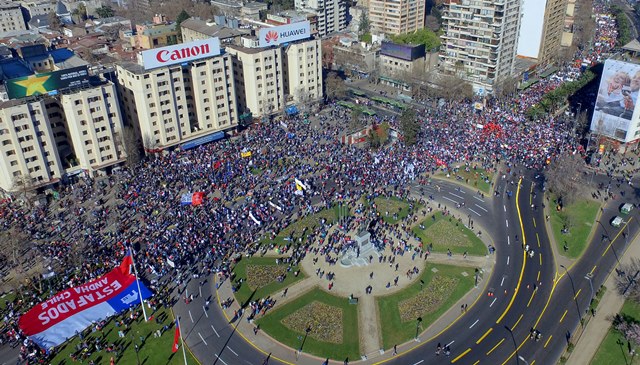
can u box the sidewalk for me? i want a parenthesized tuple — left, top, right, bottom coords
(566, 228, 640, 365)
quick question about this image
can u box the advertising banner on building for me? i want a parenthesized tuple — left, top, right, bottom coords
(258, 21, 311, 47)
(5, 66, 90, 99)
(591, 59, 640, 142)
(18, 255, 152, 349)
(141, 38, 221, 70)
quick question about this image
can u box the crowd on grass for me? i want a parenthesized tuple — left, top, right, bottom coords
(0, 1, 635, 363)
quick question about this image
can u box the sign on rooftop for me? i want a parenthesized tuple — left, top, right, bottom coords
(141, 38, 221, 70)
(5, 66, 89, 100)
(258, 21, 310, 48)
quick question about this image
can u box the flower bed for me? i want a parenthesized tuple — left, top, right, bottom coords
(246, 264, 288, 290)
(398, 276, 459, 322)
(281, 301, 343, 343)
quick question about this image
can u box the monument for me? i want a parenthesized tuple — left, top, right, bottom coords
(339, 230, 379, 267)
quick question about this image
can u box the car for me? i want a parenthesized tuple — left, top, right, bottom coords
(611, 216, 624, 228)
(621, 203, 634, 215)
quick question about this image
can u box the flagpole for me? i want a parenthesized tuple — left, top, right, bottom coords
(128, 245, 149, 322)
(177, 316, 188, 365)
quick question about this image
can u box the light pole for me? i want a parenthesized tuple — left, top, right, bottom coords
(585, 274, 594, 309)
(595, 220, 611, 243)
(561, 264, 583, 326)
(504, 326, 520, 365)
(415, 317, 422, 342)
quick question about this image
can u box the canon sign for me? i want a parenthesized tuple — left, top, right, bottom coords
(141, 38, 222, 70)
(258, 21, 311, 48)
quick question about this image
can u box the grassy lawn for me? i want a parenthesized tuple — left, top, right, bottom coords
(377, 263, 474, 349)
(591, 300, 640, 365)
(232, 256, 305, 305)
(50, 306, 198, 365)
(412, 212, 486, 256)
(438, 166, 494, 194)
(0, 291, 16, 311)
(549, 196, 600, 259)
(372, 196, 415, 224)
(268, 206, 350, 246)
(256, 288, 360, 361)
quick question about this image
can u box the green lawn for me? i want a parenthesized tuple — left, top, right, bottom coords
(549, 197, 600, 259)
(377, 263, 474, 349)
(256, 288, 360, 361)
(232, 256, 305, 305)
(50, 306, 198, 365)
(268, 206, 350, 246)
(412, 212, 486, 256)
(373, 196, 412, 224)
(437, 166, 494, 194)
(591, 300, 640, 365)
(0, 291, 16, 311)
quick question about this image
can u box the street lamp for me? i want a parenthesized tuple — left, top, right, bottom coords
(561, 265, 583, 326)
(415, 317, 423, 342)
(504, 326, 520, 365)
(585, 274, 594, 311)
(595, 220, 611, 243)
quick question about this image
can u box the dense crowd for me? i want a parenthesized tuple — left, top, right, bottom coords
(0, 1, 629, 363)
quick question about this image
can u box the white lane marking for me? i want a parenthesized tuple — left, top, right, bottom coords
(211, 324, 220, 338)
(199, 286, 202, 298)
(449, 192, 464, 199)
(189, 310, 194, 323)
(504, 205, 507, 212)
(215, 354, 228, 365)
(474, 196, 484, 202)
(468, 208, 481, 216)
(470, 319, 479, 328)
(474, 204, 488, 212)
(228, 347, 239, 356)
(413, 361, 425, 365)
(507, 236, 510, 245)
(505, 219, 509, 227)
(198, 332, 208, 346)
(490, 298, 497, 307)
(447, 340, 455, 347)
(507, 256, 510, 266)
(203, 306, 209, 318)
(443, 196, 459, 204)
(500, 277, 505, 286)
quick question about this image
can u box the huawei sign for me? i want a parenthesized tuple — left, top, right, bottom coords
(141, 38, 222, 70)
(264, 31, 279, 44)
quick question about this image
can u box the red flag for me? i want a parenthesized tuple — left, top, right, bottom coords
(119, 248, 133, 275)
(172, 319, 180, 353)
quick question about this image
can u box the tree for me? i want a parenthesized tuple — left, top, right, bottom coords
(117, 126, 142, 168)
(545, 153, 585, 205)
(324, 72, 347, 101)
(0, 228, 27, 268)
(399, 109, 420, 146)
(12, 174, 36, 207)
(48, 11, 62, 30)
(390, 28, 441, 51)
(350, 108, 363, 131)
(95, 5, 115, 18)
(175, 9, 190, 37)
(615, 258, 640, 305)
(358, 13, 369, 36)
(72, 3, 87, 23)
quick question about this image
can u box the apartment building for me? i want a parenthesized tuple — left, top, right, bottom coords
(180, 18, 248, 45)
(131, 14, 179, 50)
(20, 0, 55, 21)
(368, 0, 425, 35)
(227, 37, 323, 117)
(0, 1, 27, 36)
(116, 51, 238, 150)
(295, 0, 346, 36)
(440, 0, 523, 94)
(517, 0, 567, 64)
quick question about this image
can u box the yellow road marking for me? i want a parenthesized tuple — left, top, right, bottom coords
(476, 328, 493, 344)
(537, 271, 541, 281)
(602, 218, 633, 256)
(531, 360, 536, 365)
(473, 361, 480, 365)
(451, 348, 472, 363)
(527, 290, 536, 307)
(544, 335, 553, 348)
(560, 309, 568, 323)
(536, 232, 540, 247)
(539, 253, 542, 266)
(486, 338, 505, 355)
(590, 265, 597, 275)
(533, 217, 536, 227)
(497, 179, 526, 325)
(574, 288, 582, 300)
(512, 314, 523, 330)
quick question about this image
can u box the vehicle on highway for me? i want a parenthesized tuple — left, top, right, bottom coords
(612, 216, 624, 227)
(621, 203, 634, 215)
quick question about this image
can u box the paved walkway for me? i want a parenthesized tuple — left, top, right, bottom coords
(567, 228, 640, 365)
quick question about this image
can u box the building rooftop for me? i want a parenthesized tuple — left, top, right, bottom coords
(0, 58, 33, 80)
(623, 38, 640, 53)
(181, 18, 249, 39)
(243, 1, 267, 9)
(210, 0, 242, 8)
(0, 1, 21, 9)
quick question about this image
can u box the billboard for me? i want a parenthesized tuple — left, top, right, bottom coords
(141, 38, 221, 70)
(591, 59, 640, 142)
(258, 21, 311, 47)
(5, 66, 90, 99)
(380, 42, 426, 61)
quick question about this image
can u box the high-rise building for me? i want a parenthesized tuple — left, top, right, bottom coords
(517, 0, 567, 64)
(295, 0, 346, 36)
(0, 1, 27, 36)
(368, 0, 425, 35)
(440, 0, 523, 94)
(116, 40, 238, 151)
